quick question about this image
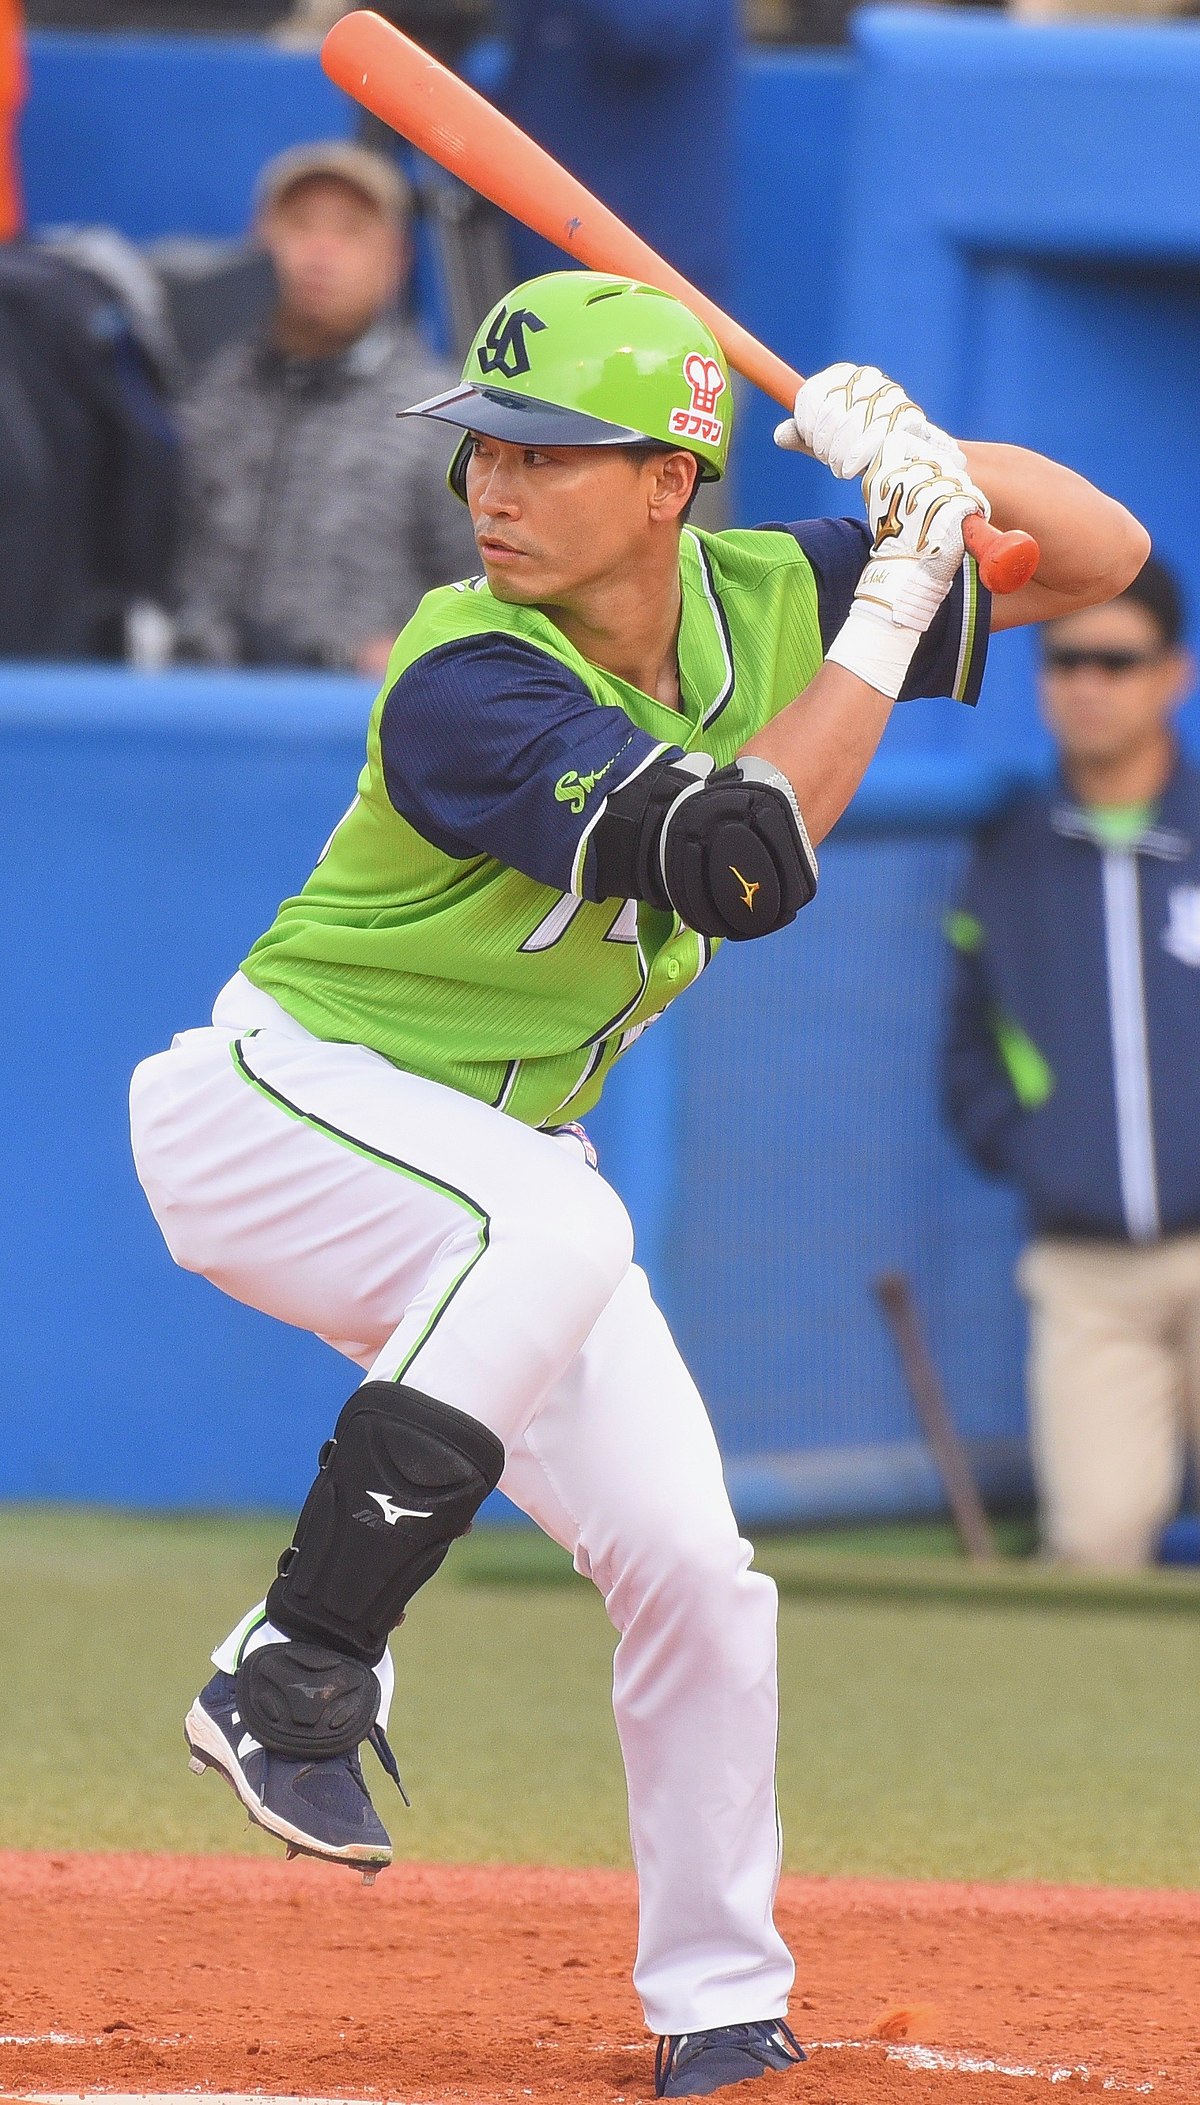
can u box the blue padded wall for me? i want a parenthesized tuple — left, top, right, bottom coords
(730, 50, 852, 533)
(832, 10, 1200, 767)
(21, 33, 354, 242)
(660, 831, 1027, 1518)
(0, 672, 676, 1512)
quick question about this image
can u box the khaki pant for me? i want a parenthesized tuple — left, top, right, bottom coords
(1018, 1235, 1200, 1569)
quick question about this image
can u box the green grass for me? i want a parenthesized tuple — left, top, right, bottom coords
(4, 1505, 1200, 1886)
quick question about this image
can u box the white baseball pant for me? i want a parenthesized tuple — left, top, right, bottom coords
(129, 973, 794, 2036)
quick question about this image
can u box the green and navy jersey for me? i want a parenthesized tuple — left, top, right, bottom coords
(243, 519, 989, 1127)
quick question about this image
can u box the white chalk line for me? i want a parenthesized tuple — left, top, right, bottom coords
(0, 2038, 188, 2052)
(580, 2034, 1157, 2088)
(0, 2034, 1161, 2096)
(813, 2038, 1156, 2090)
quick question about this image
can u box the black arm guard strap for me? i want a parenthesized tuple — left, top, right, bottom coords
(264, 1381, 505, 1667)
(589, 753, 818, 940)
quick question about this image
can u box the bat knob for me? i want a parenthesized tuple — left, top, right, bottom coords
(962, 517, 1040, 595)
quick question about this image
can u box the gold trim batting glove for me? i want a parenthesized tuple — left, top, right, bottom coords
(826, 436, 990, 698)
(775, 360, 970, 483)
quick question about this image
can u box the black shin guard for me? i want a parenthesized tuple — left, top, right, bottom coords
(264, 1381, 505, 1667)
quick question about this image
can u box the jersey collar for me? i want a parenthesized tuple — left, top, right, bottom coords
(678, 528, 736, 735)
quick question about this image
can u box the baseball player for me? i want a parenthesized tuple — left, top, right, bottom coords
(129, 273, 1146, 2098)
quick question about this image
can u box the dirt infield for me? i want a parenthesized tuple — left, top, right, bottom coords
(1, 1854, 1198, 2102)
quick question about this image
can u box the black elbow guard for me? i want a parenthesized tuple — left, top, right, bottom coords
(590, 752, 817, 940)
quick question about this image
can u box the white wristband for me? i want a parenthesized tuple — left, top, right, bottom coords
(825, 600, 923, 701)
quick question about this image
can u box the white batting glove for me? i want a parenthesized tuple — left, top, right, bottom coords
(775, 360, 969, 482)
(826, 437, 989, 699)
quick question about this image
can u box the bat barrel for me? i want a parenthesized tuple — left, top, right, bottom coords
(322, 10, 1039, 596)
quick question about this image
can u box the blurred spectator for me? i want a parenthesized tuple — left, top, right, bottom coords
(942, 557, 1200, 1570)
(0, 238, 179, 658)
(0, 0, 22, 241)
(173, 142, 475, 676)
(274, 5, 512, 364)
(276, 3, 736, 361)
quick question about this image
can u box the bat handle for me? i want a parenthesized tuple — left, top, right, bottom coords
(747, 352, 1040, 596)
(962, 515, 1039, 595)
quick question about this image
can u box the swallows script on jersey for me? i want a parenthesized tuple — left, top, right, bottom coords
(555, 753, 619, 815)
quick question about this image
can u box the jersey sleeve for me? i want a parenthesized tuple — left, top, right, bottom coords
(767, 516, 992, 707)
(379, 634, 681, 897)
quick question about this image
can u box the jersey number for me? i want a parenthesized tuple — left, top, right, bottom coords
(521, 894, 638, 953)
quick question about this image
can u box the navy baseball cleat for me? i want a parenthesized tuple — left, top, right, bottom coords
(654, 2020, 806, 2098)
(184, 1670, 401, 1882)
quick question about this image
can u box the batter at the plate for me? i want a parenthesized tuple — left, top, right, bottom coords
(129, 272, 1146, 2099)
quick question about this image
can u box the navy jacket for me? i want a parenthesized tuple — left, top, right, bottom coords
(941, 754, 1200, 1241)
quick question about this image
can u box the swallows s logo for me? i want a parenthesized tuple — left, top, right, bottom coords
(477, 305, 547, 379)
(729, 864, 760, 912)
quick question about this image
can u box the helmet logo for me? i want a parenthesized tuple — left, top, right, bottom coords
(668, 353, 727, 445)
(477, 305, 547, 380)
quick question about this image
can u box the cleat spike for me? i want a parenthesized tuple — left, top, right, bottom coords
(187, 1755, 206, 1775)
(361, 1869, 377, 1887)
(285, 1845, 301, 1861)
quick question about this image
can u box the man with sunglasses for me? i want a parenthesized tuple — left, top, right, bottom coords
(943, 555, 1200, 1569)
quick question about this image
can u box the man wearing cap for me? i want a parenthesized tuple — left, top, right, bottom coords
(132, 273, 1145, 2095)
(173, 141, 475, 674)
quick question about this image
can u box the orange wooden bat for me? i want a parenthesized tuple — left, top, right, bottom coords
(321, 8, 1039, 595)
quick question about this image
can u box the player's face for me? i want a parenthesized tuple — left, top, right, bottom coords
(1038, 599, 1192, 772)
(260, 178, 407, 346)
(464, 436, 694, 606)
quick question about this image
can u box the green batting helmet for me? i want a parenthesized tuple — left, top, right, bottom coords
(402, 270, 733, 501)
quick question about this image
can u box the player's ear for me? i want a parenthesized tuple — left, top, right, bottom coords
(647, 450, 698, 524)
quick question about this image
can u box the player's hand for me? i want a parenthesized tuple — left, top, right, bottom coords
(823, 435, 989, 698)
(774, 361, 968, 482)
(857, 434, 989, 632)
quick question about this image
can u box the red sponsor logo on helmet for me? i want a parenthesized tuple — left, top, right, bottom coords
(668, 352, 727, 446)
